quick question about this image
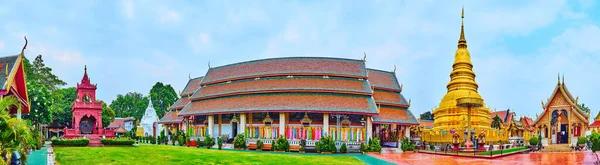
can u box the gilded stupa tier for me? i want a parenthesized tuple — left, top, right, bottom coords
(432, 8, 492, 132)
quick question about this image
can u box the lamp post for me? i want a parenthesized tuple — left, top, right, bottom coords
(456, 93, 483, 151)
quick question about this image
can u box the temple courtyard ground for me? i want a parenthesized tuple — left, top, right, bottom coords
(53, 144, 390, 165)
(369, 151, 598, 165)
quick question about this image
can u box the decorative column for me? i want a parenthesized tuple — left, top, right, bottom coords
(240, 113, 246, 134)
(279, 112, 285, 138)
(405, 125, 410, 138)
(218, 114, 222, 136)
(323, 113, 329, 135)
(366, 116, 373, 141)
(208, 115, 214, 137)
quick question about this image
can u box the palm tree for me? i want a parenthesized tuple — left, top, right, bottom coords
(491, 115, 502, 129)
(0, 96, 34, 164)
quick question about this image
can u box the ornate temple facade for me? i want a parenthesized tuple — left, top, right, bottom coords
(532, 76, 589, 146)
(160, 57, 418, 148)
(423, 9, 502, 144)
(0, 37, 29, 118)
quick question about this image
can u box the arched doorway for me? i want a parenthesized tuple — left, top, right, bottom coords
(80, 116, 97, 134)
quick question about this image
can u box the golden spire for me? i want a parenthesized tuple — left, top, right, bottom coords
(458, 6, 467, 48)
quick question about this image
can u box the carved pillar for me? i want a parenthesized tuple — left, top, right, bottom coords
(367, 116, 373, 141)
(279, 113, 285, 138)
(240, 113, 246, 134)
(218, 114, 222, 136)
(208, 115, 214, 137)
(323, 113, 329, 135)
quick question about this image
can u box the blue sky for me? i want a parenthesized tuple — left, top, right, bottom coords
(0, 0, 599, 120)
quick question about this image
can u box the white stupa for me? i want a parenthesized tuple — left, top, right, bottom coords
(141, 99, 163, 137)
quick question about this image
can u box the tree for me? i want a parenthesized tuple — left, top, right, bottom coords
(149, 82, 179, 118)
(49, 87, 77, 127)
(491, 115, 502, 129)
(578, 103, 591, 114)
(0, 96, 34, 164)
(101, 102, 115, 128)
(24, 55, 66, 90)
(22, 82, 53, 124)
(110, 92, 149, 121)
(420, 111, 434, 120)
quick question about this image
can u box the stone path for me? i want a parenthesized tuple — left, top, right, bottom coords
(369, 151, 597, 165)
(28, 142, 50, 165)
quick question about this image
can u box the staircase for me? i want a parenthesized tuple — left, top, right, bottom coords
(381, 148, 403, 154)
(85, 135, 104, 147)
(540, 144, 572, 152)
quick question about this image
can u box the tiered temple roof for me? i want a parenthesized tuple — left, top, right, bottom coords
(173, 57, 417, 126)
(161, 77, 203, 124)
(0, 53, 29, 114)
(368, 69, 417, 125)
(532, 77, 589, 125)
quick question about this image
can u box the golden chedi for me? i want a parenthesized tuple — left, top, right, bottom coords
(431, 8, 492, 140)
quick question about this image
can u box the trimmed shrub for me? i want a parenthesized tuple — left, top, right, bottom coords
(360, 142, 369, 152)
(257, 139, 263, 150)
(204, 135, 215, 149)
(529, 136, 539, 146)
(401, 137, 416, 151)
(340, 143, 347, 153)
(52, 138, 90, 146)
(274, 135, 290, 151)
(369, 138, 382, 152)
(234, 134, 246, 149)
(318, 135, 336, 153)
(101, 138, 135, 146)
(300, 139, 306, 152)
(217, 137, 223, 149)
(315, 141, 321, 153)
(178, 135, 185, 146)
(578, 136, 587, 145)
(591, 132, 600, 152)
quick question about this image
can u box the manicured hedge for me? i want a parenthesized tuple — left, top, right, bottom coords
(101, 138, 135, 146)
(52, 138, 90, 146)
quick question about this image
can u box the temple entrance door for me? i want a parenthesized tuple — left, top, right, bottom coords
(79, 116, 96, 134)
(559, 124, 568, 144)
(232, 122, 238, 138)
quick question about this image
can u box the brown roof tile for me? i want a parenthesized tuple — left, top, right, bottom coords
(158, 111, 184, 124)
(202, 57, 367, 85)
(181, 77, 203, 96)
(372, 90, 408, 106)
(367, 69, 401, 91)
(193, 77, 371, 99)
(180, 93, 377, 116)
(170, 96, 190, 110)
(372, 106, 418, 125)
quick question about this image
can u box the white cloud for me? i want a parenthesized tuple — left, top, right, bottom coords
(123, 0, 134, 20)
(156, 7, 181, 23)
(189, 33, 212, 53)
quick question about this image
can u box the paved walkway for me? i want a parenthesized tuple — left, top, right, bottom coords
(28, 142, 49, 165)
(369, 151, 597, 165)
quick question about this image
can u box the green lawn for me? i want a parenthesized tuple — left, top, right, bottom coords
(54, 144, 365, 165)
(476, 147, 528, 155)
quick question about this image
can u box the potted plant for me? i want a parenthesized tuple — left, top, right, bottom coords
(319, 135, 335, 154)
(234, 134, 246, 150)
(217, 137, 223, 150)
(171, 136, 176, 146)
(185, 137, 191, 147)
(360, 142, 369, 154)
(340, 143, 347, 153)
(257, 139, 263, 151)
(299, 139, 306, 153)
(367, 137, 382, 153)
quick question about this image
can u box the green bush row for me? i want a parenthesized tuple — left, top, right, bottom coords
(52, 138, 90, 146)
(101, 138, 135, 146)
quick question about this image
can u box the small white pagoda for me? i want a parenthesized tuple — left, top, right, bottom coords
(141, 99, 163, 137)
